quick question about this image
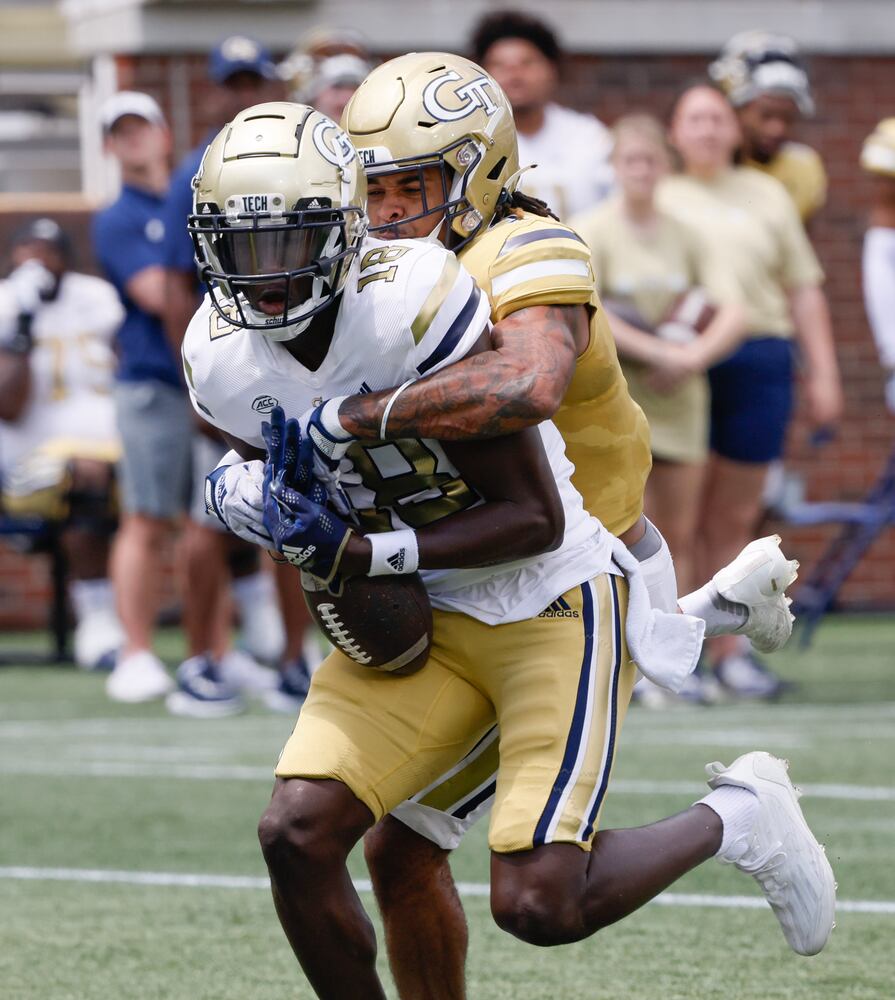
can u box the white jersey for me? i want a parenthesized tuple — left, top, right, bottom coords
(0, 272, 122, 471)
(183, 237, 611, 625)
(517, 103, 614, 221)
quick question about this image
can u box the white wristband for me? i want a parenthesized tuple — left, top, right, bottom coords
(367, 529, 419, 576)
(319, 396, 351, 440)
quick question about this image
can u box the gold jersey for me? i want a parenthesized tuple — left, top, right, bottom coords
(459, 211, 652, 535)
(745, 141, 828, 224)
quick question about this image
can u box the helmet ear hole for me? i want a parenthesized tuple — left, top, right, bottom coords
(487, 156, 507, 182)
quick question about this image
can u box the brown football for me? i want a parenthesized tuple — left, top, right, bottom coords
(301, 571, 433, 676)
(656, 287, 717, 344)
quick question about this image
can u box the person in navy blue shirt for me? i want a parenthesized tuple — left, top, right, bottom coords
(160, 38, 297, 718)
(91, 91, 185, 705)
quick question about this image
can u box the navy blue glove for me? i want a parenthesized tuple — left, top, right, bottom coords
(298, 399, 354, 516)
(263, 471, 354, 584)
(261, 405, 313, 495)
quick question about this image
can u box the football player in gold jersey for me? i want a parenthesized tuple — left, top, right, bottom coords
(710, 30, 827, 224)
(281, 53, 811, 999)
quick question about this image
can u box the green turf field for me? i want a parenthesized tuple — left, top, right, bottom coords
(1, 616, 893, 999)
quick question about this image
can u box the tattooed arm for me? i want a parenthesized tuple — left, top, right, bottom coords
(338, 303, 587, 441)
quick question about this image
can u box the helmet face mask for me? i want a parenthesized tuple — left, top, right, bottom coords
(191, 199, 363, 333)
(189, 103, 367, 337)
(365, 139, 488, 241)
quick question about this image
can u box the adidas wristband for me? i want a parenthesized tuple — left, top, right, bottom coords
(367, 529, 419, 576)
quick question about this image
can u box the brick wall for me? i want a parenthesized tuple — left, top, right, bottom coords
(2, 49, 894, 629)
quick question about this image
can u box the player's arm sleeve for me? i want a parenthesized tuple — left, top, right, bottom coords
(484, 221, 596, 321)
(863, 232, 895, 369)
(404, 249, 492, 378)
(775, 189, 825, 289)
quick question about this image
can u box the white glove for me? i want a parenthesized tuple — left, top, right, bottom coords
(204, 455, 273, 546)
(7, 259, 55, 315)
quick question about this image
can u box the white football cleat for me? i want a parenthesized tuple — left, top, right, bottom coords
(706, 751, 836, 956)
(713, 535, 798, 653)
(106, 650, 174, 703)
(73, 607, 124, 671)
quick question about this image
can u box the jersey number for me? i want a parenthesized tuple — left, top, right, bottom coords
(347, 438, 479, 531)
(357, 245, 409, 292)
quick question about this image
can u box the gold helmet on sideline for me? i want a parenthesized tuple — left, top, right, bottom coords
(342, 51, 520, 245)
(189, 102, 367, 337)
(861, 119, 895, 178)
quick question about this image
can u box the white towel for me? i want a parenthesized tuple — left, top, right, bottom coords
(611, 537, 704, 693)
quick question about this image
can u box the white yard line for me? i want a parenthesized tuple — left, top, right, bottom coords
(2, 759, 893, 803)
(1, 865, 892, 915)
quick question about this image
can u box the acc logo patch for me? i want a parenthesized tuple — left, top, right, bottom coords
(313, 118, 357, 169)
(252, 395, 279, 413)
(422, 70, 499, 123)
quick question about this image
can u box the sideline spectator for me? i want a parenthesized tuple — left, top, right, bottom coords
(161, 38, 302, 716)
(470, 10, 613, 219)
(710, 31, 827, 224)
(660, 83, 842, 699)
(861, 117, 895, 411)
(0, 219, 124, 670)
(297, 53, 371, 121)
(91, 92, 180, 703)
(279, 25, 371, 111)
(571, 114, 745, 598)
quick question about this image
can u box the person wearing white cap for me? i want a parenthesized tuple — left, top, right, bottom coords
(300, 53, 371, 122)
(159, 40, 289, 717)
(92, 91, 181, 703)
(861, 119, 895, 413)
(710, 30, 827, 224)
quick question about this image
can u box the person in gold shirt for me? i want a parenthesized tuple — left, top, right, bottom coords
(710, 30, 827, 224)
(572, 113, 745, 598)
(269, 54, 814, 1000)
(660, 83, 843, 698)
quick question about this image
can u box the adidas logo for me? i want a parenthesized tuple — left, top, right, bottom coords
(387, 549, 405, 572)
(538, 596, 579, 619)
(358, 381, 372, 394)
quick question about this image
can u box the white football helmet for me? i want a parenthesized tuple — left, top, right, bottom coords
(189, 102, 367, 337)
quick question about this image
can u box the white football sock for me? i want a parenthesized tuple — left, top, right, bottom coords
(679, 582, 748, 636)
(69, 578, 115, 621)
(698, 785, 759, 860)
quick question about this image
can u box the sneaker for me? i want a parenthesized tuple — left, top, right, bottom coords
(219, 648, 279, 694)
(713, 535, 798, 654)
(715, 652, 787, 700)
(262, 657, 312, 714)
(165, 655, 245, 718)
(706, 751, 836, 955)
(106, 650, 174, 703)
(74, 608, 124, 672)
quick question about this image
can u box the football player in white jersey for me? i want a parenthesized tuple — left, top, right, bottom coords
(0, 219, 124, 668)
(184, 103, 835, 998)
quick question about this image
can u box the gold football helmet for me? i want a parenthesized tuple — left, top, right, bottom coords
(189, 102, 367, 336)
(342, 51, 519, 245)
(861, 119, 895, 178)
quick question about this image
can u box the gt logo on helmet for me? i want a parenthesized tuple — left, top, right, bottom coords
(422, 71, 499, 123)
(313, 119, 358, 168)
